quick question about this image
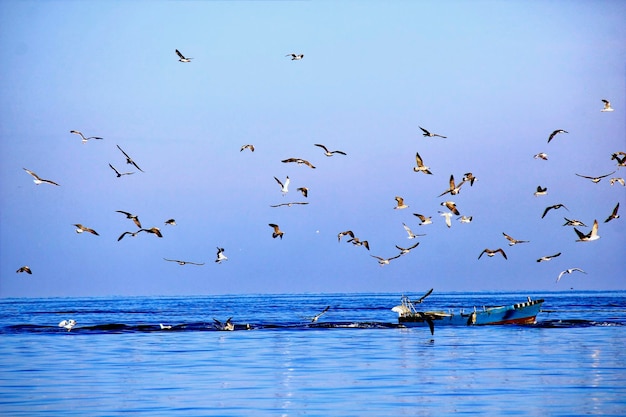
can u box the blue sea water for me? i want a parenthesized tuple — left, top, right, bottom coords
(0, 291, 624, 416)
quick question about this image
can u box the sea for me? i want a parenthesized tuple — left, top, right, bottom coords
(0, 291, 624, 416)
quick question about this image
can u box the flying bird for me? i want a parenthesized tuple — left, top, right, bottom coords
(542, 204, 568, 218)
(419, 126, 447, 138)
(269, 223, 284, 239)
(16, 266, 32, 274)
(274, 176, 290, 195)
(213, 318, 234, 331)
(281, 158, 316, 169)
(270, 202, 309, 208)
(116, 145, 144, 172)
(175, 49, 192, 62)
(575, 171, 616, 183)
(314, 144, 346, 156)
(478, 248, 508, 260)
(108, 163, 134, 177)
(502, 232, 529, 246)
(412, 152, 433, 174)
(440, 201, 460, 215)
(402, 223, 425, 239)
(240, 144, 255, 152)
(396, 241, 420, 255)
(462, 172, 477, 186)
(310, 306, 330, 323)
(413, 213, 432, 225)
(215, 247, 228, 263)
(117, 231, 140, 241)
(563, 218, 587, 227)
(610, 177, 625, 186)
(139, 227, 163, 237)
(286, 53, 304, 60)
(370, 254, 402, 266)
(164, 258, 205, 266)
(557, 268, 587, 283)
(70, 130, 103, 143)
(457, 215, 473, 224)
(611, 152, 626, 168)
(116, 210, 142, 228)
(534, 186, 548, 197)
(537, 252, 561, 262)
(439, 211, 454, 228)
(601, 99, 614, 112)
(438, 174, 465, 197)
(164, 219, 176, 226)
(347, 237, 370, 250)
(604, 202, 620, 223)
(533, 152, 548, 160)
(297, 187, 309, 197)
(574, 220, 600, 242)
(338, 230, 355, 242)
(73, 224, 99, 236)
(547, 129, 568, 143)
(394, 196, 408, 209)
(58, 319, 77, 332)
(23, 168, 59, 186)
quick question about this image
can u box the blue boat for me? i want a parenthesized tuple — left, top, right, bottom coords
(392, 293, 544, 327)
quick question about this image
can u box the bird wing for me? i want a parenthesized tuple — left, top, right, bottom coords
(175, 49, 185, 59)
(416, 288, 434, 303)
(418, 126, 430, 135)
(314, 144, 329, 152)
(273, 176, 284, 188)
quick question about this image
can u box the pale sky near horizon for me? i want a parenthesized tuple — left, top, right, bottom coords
(1, 1, 624, 298)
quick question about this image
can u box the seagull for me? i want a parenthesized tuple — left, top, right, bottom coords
(139, 227, 163, 237)
(116, 210, 142, 228)
(16, 266, 32, 274)
(338, 230, 355, 242)
(440, 201, 460, 215)
(542, 204, 568, 218)
(478, 248, 508, 260)
(297, 187, 309, 197)
(574, 219, 600, 242)
(159, 323, 173, 330)
(403, 223, 425, 239)
(502, 232, 529, 246)
(394, 196, 408, 209)
(563, 217, 587, 227)
(419, 126, 447, 138)
(117, 231, 140, 241)
(215, 247, 228, 263)
(281, 158, 316, 169)
(269, 223, 284, 239)
(462, 172, 477, 186)
(457, 215, 473, 223)
(413, 213, 432, 225)
(70, 130, 103, 143)
(438, 174, 465, 197)
(164, 258, 205, 266)
(108, 163, 134, 177)
(23, 168, 59, 186)
(310, 306, 330, 323)
(547, 129, 568, 143)
(285, 53, 304, 60)
(314, 144, 346, 156)
(601, 99, 614, 112)
(274, 176, 290, 195)
(164, 219, 176, 226)
(116, 145, 144, 172)
(73, 224, 99, 236)
(557, 268, 587, 283)
(370, 254, 402, 266)
(213, 318, 234, 331)
(175, 49, 192, 62)
(410, 288, 434, 304)
(534, 152, 548, 160)
(575, 171, 616, 183)
(537, 252, 561, 262)
(396, 241, 420, 255)
(270, 202, 309, 208)
(610, 177, 625, 186)
(604, 203, 620, 223)
(58, 319, 77, 332)
(534, 186, 548, 197)
(347, 237, 370, 250)
(438, 211, 454, 228)
(412, 152, 433, 174)
(240, 144, 255, 152)
(611, 152, 626, 168)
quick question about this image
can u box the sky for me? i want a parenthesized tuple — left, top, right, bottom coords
(1, 1, 624, 297)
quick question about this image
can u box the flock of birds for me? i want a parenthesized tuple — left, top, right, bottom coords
(13, 50, 624, 302)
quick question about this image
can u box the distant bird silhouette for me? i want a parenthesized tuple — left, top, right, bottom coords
(534, 186, 548, 197)
(274, 175, 290, 195)
(270, 202, 309, 208)
(601, 99, 614, 112)
(117, 231, 139, 241)
(419, 126, 446, 138)
(297, 187, 309, 197)
(438, 174, 465, 197)
(574, 220, 600, 242)
(116, 210, 142, 228)
(371, 254, 402, 266)
(502, 232, 529, 246)
(240, 144, 255, 152)
(402, 223, 425, 239)
(440, 201, 460, 215)
(285, 53, 304, 60)
(438, 211, 454, 228)
(23, 168, 59, 186)
(413, 152, 433, 174)
(175, 49, 192, 62)
(164, 219, 176, 226)
(347, 237, 370, 250)
(164, 258, 204, 266)
(269, 223, 284, 239)
(215, 247, 228, 263)
(537, 252, 561, 262)
(281, 158, 316, 169)
(394, 196, 408, 209)
(547, 129, 568, 143)
(575, 171, 616, 183)
(413, 213, 432, 225)
(310, 306, 330, 322)
(16, 266, 32, 274)
(542, 204, 568, 219)
(73, 224, 99, 236)
(139, 227, 163, 238)
(457, 215, 473, 224)
(338, 230, 355, 242)
(557, 268, 587, 283)
(70, 130, 103, 143)
(478, 248, 507, 260)
(396, 241, 420, 255)
(563, 217, 587, 227)
(604, 202, 620, 223)
(462, 172, 477, 186)
(108, 163, 134, 177)
(116, 145, 144, 172)
(533, 152, 548, 160)
(610, 177, 625, 186)
(314, 143, 346, 156)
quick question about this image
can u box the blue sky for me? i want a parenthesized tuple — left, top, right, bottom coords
(1, 1, 624, 297)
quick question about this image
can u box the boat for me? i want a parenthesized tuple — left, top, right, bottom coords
(392, 292, 544, 327)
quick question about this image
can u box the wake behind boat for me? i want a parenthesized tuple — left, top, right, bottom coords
(392, 293, 544, 327)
